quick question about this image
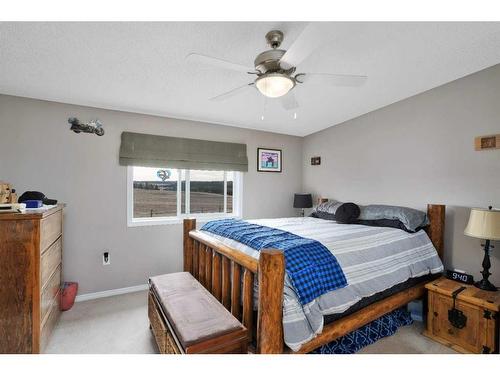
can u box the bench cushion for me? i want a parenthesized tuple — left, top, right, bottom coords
(149, 272, 244, 348)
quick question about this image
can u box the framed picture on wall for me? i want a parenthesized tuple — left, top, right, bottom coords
(257, 148, 282, 173)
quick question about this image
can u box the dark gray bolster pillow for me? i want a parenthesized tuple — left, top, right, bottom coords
(335, 202, 361, 224)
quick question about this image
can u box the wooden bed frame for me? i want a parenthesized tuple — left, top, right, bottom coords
(183, 203, 445, 354)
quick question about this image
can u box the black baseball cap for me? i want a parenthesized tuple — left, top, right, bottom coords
(18, 191, 58, 205)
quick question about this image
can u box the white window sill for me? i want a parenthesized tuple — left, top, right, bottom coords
(127, 214, 241, 227)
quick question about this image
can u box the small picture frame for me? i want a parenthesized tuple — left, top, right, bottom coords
(257, 148, 282, 173)
(475, 134, 500, 151)
(311, 156, 321, 166)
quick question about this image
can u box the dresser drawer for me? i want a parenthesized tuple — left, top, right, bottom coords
(40, 292, 61, 352)
(40, 210, 62, 252)
(41, 265, 61, 324)
(41, 238, 62, 289)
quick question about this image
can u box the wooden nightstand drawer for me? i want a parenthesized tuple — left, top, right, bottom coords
(424, 278, 499, 354)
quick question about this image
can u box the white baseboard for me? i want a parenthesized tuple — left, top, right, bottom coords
(75, 284, 149, 302)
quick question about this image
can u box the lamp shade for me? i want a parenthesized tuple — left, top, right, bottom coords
(293, 193, 313, 209)
(464, 208, 500, 240)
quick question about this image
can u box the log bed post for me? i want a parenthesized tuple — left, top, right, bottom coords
(426, 204, 445, 260)
(183, 218, 196, 273)
(257, 249, 285, 354)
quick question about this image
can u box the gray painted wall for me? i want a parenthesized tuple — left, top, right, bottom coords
(303, 64, 500, 285)
(0, 95, 302, 294)
(1, 64, 499, 295)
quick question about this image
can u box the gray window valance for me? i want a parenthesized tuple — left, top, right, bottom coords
(119, 132, 248, 172)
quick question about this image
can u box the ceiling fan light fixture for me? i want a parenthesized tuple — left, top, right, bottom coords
(255, 73, 294, 98)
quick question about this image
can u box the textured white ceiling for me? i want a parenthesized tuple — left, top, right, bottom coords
(1, 22, 500, 136)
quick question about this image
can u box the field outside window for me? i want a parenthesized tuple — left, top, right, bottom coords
(129, 166, 240, 225)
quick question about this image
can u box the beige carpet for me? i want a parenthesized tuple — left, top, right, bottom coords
(45, 290, 455, 354)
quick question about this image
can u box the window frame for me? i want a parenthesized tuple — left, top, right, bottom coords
(127, 166, 243, 227)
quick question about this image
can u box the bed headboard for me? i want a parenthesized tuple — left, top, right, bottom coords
(317, 198, 445, 260)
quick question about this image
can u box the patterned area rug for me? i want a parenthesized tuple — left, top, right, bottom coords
(312, 308, 413, 354)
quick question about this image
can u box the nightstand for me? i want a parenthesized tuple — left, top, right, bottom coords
(423, 277, 500, 353)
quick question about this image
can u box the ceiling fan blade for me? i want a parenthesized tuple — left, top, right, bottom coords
(186, 53, 254, 73)
(298, 73, 367, 87)
(209, 83, 254, 102)
(280, 90, 299, 111)
(280, 23, 329, 69)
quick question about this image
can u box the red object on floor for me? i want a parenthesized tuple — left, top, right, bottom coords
(61, 282, 78, 311)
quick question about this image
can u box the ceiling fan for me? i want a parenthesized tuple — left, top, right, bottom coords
(186, 24, 368, 111)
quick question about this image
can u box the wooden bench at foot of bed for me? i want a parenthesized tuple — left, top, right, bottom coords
(148, 272, 248, 354)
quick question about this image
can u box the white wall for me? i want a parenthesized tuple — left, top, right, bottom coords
(0, 95, 302, 294)
(303, 64, 500, 285)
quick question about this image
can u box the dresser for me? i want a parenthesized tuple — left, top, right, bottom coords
(0, 204, 64, 353)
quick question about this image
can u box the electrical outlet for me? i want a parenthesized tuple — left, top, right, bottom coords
(103, 251, 110, 265)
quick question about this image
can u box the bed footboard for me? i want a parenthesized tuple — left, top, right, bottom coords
(183, 219, 285, 354)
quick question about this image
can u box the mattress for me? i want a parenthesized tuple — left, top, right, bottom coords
(200, 216, 444, 351)
(323, 273, 437, 324)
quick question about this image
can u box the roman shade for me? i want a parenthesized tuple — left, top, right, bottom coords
(119, 132, 248, 172)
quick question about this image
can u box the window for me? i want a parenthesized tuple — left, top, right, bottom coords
(127, 166, 242, 226)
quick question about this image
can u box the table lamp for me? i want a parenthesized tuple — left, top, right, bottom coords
(293, 193, 312, 217)
(464, 206, 500, 291)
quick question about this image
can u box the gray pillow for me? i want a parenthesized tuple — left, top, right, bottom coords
(315, 200, 343, 215)
(310, 211, 337, 220)
(358, 205, 429, 232)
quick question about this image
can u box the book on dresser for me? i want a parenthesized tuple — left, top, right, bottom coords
(0, 204, 65, 354)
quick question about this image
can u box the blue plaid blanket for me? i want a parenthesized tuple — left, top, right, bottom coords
(201, 219, 348, 305)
